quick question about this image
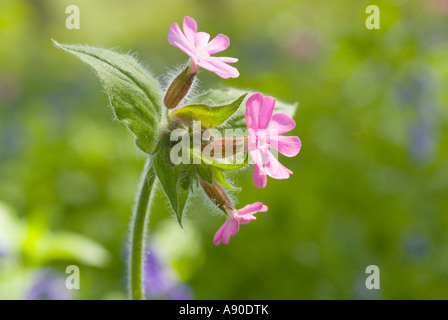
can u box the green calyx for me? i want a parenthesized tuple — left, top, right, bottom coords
(169, 93, 247, 128)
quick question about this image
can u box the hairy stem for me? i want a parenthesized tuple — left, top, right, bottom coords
(128, 157, 156, 300)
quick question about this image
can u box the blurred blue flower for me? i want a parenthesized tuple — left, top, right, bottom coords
(0, 245, 7, 258)
(403, 232, 430, 261)
(143, 248, 193, 300)
(26, 269, 71, 300)
(409, 124, 433, 162)
(397, 72, 439, 164)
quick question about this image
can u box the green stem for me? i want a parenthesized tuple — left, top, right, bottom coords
(128, 157, 156, 300)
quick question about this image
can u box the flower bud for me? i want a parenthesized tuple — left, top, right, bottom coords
(200, 180, 234, 213)
(164, 64, 197, 109)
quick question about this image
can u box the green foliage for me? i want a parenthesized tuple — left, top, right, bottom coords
(29, 231, 111, 268)
(0, 203, 110, 268)
(153, 133, 190, 226)
(170, 93, 247, 128)
(211, 167, 240, 191)
(52, 40, 163, 154)
(0, 202, 110, 299)
(195, 164, 213, 184)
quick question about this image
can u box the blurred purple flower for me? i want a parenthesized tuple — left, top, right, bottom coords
(403, 231, 430, 261)
(396, 72, 439, 164)
(26, 269, 71, 300)
(410, 125, 433, 162)
(143, 248, 193, 300)
(0, 245, 7, 258)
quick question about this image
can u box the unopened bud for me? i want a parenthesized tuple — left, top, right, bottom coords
(200, 180, 234, 213)
(164, 65, 197, 109)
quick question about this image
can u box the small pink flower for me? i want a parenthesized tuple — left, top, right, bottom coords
(214, 202, 268, 246)
(246, 93, 302, 188)
(168, 16, 239, 79)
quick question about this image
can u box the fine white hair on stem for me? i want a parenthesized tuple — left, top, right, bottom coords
(195, 185, 225, 218)
(160, 64, 186, 92)
(160, 62, 201, 109)
(195, 180, 240, 217)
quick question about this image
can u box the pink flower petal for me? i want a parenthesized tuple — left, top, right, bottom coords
(213, 220, 229, 245)
(249, 148, 267, 188)
(229, 219, 239, 236)
(238, 214, 256, 225)
(183, 16, 197, 45)
(269, 113, 296, 135)
(264, 149, 293, 180)
(168, 16, 239, 79)
(238, 202, 267, 224)
(213, 56, 238, 63)
(253, 163, 267, 188)
(238, 202, 268, 215)
(245, 94, 275, 130)
(249, 148, 264, 168)
(195, 32, 210, 48)
(198, 57, 239, 79)
(245, 93, 263, 130)
(213, 219, 239, 246)
(258, 96, 276, 130)
(247, 130, 257, 151)
(168, 22, 195, 57)
(206, 34, 230, 54)
(269, 135, 301, 157)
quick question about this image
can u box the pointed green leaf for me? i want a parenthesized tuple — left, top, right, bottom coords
(53, 40, 163, 154)
(211, 167, 240, 191)
(153, 134, 190, 226)
(195, 164, 213, 184)
(178, 165, 194, 191)
(170, 93, 247, 128)
(192, 88, 299, 128)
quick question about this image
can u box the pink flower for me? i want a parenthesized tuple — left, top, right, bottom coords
(214, 202, 268, 246)
(168, 16, 239, 79)
(246, 93, 302, 188)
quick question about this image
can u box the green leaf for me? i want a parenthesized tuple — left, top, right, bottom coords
(53, 40, 163, 154)
(178, 165, 195, 191)
(211, 167, 240, 191)
(192, 88, 299, 128)
(170, 93, 247, 128)
(36, 231, 111, 268)
(153, 134, 190, 226)
(195, 164, 213, 184)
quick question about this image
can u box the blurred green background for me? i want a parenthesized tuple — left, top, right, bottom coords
(1, 0, 448, 299)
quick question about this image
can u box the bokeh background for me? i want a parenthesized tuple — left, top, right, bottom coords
(1, 0, 448, 299)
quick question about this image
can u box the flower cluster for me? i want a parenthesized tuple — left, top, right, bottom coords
(167, 17, 302, 245)
(55, 15, 303, 300)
